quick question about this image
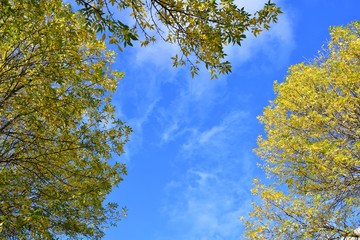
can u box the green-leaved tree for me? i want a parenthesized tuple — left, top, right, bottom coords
(0, 0, 131, 238)
(0, 0, 283, 238)
(244, 21, 360, 239)
(74, 0, 282, 78)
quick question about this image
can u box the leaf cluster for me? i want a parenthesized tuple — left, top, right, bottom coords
(74, 0, 282, 78)
(244, 21, 360, 239)
(0, 0, 131, 238)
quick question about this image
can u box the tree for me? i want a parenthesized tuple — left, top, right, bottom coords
(74, 0, 282, 78)
(0, 0, 131, 238)
(244, 21, 360, 239)
(0, 0, 282, 238)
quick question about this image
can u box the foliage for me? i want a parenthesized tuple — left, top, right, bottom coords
(244, 22, 360, 239)
(0, 0, 131, 238)
(74, 0, 282, 78)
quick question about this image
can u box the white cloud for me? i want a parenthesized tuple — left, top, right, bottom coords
(181, 110, 249, 158)
(162, 165, 255, 240)
(132, 98, 159, 132)
(111, 1, 295, 238)
(114, 97, 159, 163)
(115, 0, 294, 143)
(158, 71, 228, 144)
(113, 70, 162, 163)
(225, 0, 295, 69)
(158, 107, 258, 239)
(133, 40, 180, 75)
(154, 0, 294, 146)
(198, 125, 225, 144)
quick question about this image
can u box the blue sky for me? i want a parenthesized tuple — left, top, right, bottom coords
(103, 1, 360, 239)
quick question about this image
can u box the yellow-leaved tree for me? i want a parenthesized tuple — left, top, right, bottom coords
(0, 0, 283, 238)
(244, 21, 360, 239)
(0, 0, 131, 238)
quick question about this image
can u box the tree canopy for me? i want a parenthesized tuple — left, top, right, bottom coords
(0, 0, 283, 238)
(0, 0, 131, 238)
(244, 21, 360, 239)
(74, 0, 282, 78)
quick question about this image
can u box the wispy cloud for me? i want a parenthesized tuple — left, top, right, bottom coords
(164, 172, 247, 239)
(158, 72, 228, 144)
(181, 110, 249, 159)
(225, 4, 294, 70)
(113, 68, 162, 163)
(155, 2, 295, 239)
(157, 107, 258, 239)
(133, 41, 180, 74)
(161, 155, 256, 240)
(111, 0, 295, 238)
